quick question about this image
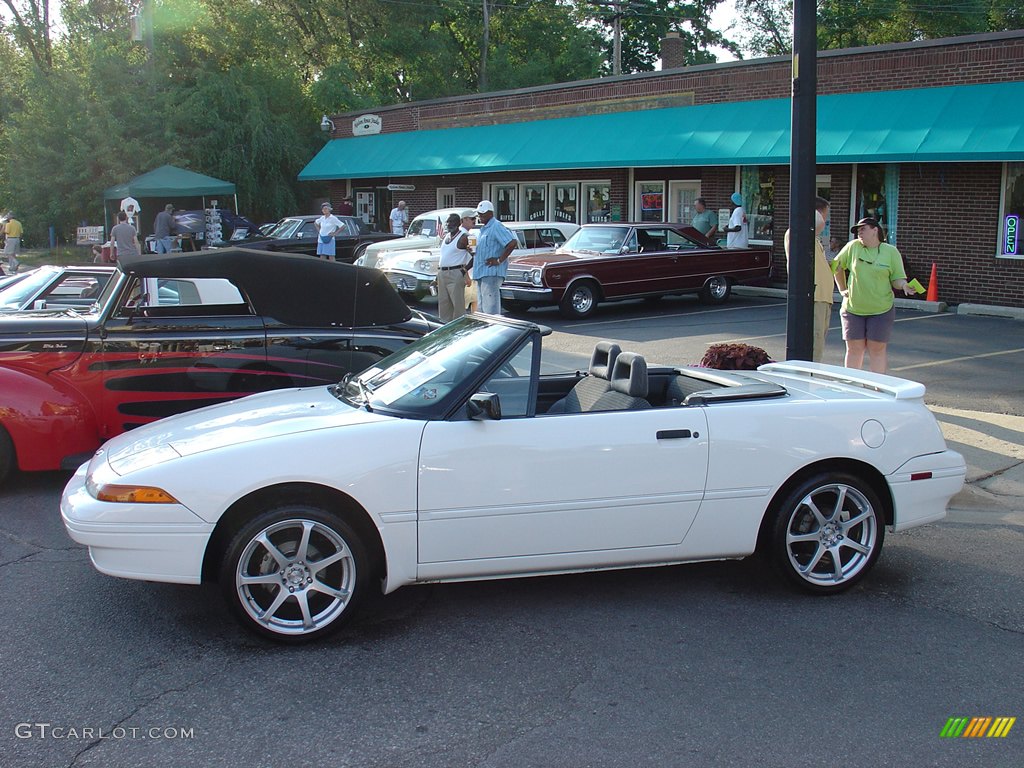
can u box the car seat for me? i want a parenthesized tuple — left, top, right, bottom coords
(546, 341, 621, 413)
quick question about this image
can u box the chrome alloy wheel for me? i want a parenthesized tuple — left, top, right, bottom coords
(706, 276, 728, 300)
(784, 483, 879, 587)
(234, 518, 356, 637)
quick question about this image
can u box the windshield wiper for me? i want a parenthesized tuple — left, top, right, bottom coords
(336, 372, 373, 412)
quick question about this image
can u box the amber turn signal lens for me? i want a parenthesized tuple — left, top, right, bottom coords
(93, 484, 179, 504)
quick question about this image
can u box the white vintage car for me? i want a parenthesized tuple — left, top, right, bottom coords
(62, 315, 965, 642)
(375, 221, 579, 300)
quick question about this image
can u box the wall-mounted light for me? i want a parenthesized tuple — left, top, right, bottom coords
(320, 115, 336, 132)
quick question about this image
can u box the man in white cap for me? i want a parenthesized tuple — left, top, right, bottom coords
(471, 200, 516, 315)
(388, 200, 408, 235)
(315, 202, 343, 260)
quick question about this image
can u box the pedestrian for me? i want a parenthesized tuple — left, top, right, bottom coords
(471, 200, 517, 316)
(110, 210, 141, 259)
(691, 197, 718, 240)
(315, 203, 343, 261)
(338, 196, 355, 216)
(436, 212, 473, 323)
(827, 235, 844, 262)
(3, 212, 23, 273)
(389, 201, 408, 235)
(723, 192, 748, 248)
(784, 196, 833, 362)
(833, 216, 916, 373)
(152, 204, 178, 254)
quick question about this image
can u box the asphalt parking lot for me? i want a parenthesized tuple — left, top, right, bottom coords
(2, 293, 1022, 768)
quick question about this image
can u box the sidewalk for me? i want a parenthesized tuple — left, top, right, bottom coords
(931, 406, 1024, 521)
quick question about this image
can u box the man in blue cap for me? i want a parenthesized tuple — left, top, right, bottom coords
(724, 192, 748, 248)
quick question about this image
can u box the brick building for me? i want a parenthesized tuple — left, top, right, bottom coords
(302, 30, 1024, 307)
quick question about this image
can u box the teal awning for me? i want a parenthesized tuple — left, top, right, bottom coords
(104, 165, 236, 199)
(300, 81, 1024, 180)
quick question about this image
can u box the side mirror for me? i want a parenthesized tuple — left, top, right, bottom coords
(32, 299, 47, 310)
(467, 392, 502, 421)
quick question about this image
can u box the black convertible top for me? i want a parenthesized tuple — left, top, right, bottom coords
(118, 249, 412, 328)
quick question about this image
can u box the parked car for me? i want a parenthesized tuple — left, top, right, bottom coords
(378, 221, 580, 301)
(224, 215, 400, 262)
(61, 314, 964, 642)
(0, 265, 115, 312)
(355, 207, 468, 269)
(500, 223, 772, 318)
(0, 249, 439, 486)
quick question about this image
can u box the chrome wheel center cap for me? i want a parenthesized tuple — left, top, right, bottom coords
(282, 564, 310, 588)
(820, 522, 844, 548)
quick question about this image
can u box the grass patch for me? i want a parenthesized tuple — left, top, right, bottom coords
(11, 246, 96, 270)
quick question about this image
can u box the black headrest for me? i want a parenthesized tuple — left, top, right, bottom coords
(609, 352, 648, 397)
(589, 341, 621, 380)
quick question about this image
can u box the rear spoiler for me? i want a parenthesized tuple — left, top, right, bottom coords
(758, 361, 926, 400)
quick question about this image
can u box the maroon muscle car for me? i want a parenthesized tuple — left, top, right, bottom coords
(500, 223, 772, 319)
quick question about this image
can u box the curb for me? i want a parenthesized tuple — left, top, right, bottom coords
(956, 303, 1024, 320)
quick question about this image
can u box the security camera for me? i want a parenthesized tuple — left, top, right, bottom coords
(320, 115, 334, 132)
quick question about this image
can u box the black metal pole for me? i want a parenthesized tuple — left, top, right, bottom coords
(786, 0, 817, 361)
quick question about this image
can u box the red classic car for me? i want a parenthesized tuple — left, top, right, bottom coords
(500, 223, 772, 318)
(0, 249, 438, 486)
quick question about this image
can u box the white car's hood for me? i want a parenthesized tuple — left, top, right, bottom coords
(103, 387, 386, 475)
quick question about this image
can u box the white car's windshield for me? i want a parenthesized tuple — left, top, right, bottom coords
(0, 267, 55, 309)
(408, 217, 440, 237)
(340, 316, 524, 414)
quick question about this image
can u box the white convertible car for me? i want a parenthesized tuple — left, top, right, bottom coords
(62, 315, 965, 642)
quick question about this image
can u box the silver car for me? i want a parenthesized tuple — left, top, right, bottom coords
(377, 221, 580, 301)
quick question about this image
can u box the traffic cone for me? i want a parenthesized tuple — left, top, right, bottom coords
(926, 262, 938, 302)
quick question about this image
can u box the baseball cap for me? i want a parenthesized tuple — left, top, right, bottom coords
(475, 200, 494, 214)
(461, 209, 477, 220)
(850, 216, 879, 234)
(730, 192, 743, 206)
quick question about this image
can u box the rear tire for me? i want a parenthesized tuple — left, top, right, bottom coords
(219, 504, 370, 643)
(699, 276, 731, 304)
(559, 280, 600, 319)
(770, 472, 885, 595)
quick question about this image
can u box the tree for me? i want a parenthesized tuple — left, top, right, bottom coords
(734, 0, 792, 56)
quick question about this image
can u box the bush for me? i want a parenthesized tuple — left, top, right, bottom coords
(700, 343, 773, 371)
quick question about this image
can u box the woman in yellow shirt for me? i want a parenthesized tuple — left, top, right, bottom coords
(833, 217, 916, 373)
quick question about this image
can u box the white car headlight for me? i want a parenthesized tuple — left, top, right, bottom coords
(415, 259, 435, 273)
(531, 269, 543, 286)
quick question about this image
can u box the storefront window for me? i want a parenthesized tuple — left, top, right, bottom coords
(522, 184, 547, 221)
(857, 164, 888, 234)
(584, 183, 612, 223)
(551, 183, 579, 223)
(492, 185, 516, 222)
(741, 167, 774, 245)
(637, 182, 664, 222)
(1000, 163, 1024, 258)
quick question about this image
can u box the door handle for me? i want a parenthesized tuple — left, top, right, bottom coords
(656, 429, 697, 440)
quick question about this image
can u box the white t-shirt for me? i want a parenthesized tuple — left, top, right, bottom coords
(727, 206, 748, 248)
(316, 214, 342, 237)
(439, 227, 470, 268)
(389, 207, 408, 234)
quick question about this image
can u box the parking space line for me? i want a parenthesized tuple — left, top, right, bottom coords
(573, 301, 787, 329)
(892, 347, 1024, 373)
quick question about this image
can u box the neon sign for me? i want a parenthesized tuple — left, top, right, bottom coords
(1005, 215, 1019, 255)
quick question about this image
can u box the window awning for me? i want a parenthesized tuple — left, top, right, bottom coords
(299, 81, 1024, 181)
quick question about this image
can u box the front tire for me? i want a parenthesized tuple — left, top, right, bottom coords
(220, 504, 369, 642)
(502, 300, 531, 315)
(0, 425, 15, 486)
(699, 276, 731, 304)
(770, 472, 885, 594)
(559, 280, 601, 319)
